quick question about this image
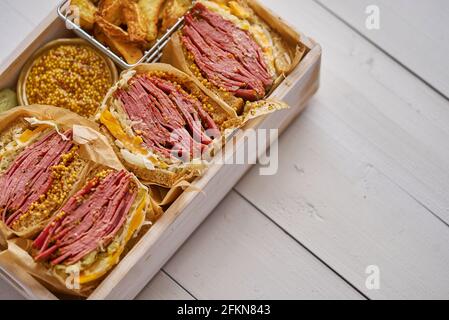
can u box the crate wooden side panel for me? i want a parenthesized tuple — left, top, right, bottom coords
(0, 12, 73, 301)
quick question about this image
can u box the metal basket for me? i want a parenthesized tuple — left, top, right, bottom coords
(57, 0, 185, 69)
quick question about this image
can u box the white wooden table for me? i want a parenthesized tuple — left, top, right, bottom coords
(1, 0, 448, 300)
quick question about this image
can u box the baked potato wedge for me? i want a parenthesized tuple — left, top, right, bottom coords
(94, 26, 144, 64)
(122, 0, 148, 43)
(160, 0, 191, 32)
(138, 0, 166, 42)
(95, 15, 129, 42)
(97, 0, 122, 24)
(71, 0, 98, 30)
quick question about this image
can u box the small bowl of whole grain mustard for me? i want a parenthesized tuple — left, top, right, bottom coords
(17, 38, 118, 118)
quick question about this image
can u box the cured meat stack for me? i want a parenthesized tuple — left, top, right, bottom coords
(0, 130, 85, 234)
(34, 170, 137, 266)
(115, 75, 220, 160)
(182, 3, 273, 101)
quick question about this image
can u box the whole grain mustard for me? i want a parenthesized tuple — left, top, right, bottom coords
(26, 44, 112, 117)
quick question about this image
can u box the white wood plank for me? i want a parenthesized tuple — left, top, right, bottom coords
(0, 1, 34, 63)
(136, 272, 195, 300)
(164, 191, 363, 300)
(258, 0, 449, 227)
(235, 0, 449, 300)
(317, 0, 449, 98)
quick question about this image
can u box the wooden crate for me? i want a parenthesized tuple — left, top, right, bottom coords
(0, 7, 321, 300)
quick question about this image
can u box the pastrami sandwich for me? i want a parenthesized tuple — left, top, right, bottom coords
(96, 63, 238, 188)
(32, 167, 148, 290)
(163, 0, 306, 115)
(0, 121, 88, 238)
(0, 106, 161, 294)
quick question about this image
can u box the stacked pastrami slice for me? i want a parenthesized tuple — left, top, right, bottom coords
(182, 3, 274, 101)
(34, 170, 137, 266)
(114, 75, 220, 161)
(0, 130, 74, 228)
